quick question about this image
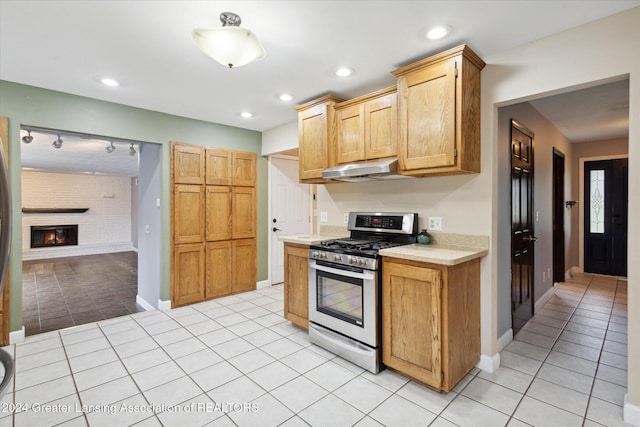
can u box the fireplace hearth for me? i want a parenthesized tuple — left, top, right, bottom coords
(31, 225, 78, 248)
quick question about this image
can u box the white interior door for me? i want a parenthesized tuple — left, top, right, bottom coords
(270, 156, 311, 284)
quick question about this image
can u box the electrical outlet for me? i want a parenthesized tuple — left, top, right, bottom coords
(343, 213, 349, 224)
(320, 212, 328, 223)
(428, 217, 442, 231)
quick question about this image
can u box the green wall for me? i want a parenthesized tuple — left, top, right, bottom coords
(0, 80, 267, 333)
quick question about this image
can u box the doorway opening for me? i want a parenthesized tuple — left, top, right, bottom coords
(19, 126, 162, 336)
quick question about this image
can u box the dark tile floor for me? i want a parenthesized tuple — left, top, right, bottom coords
(22, 251, 146, 336)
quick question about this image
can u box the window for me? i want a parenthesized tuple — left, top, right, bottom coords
(589, 169, 605, 233)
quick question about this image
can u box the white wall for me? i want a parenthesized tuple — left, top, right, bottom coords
(21, 170, 133, 259)
(262, 121, 298, 156)
(482, 6, 640, 417)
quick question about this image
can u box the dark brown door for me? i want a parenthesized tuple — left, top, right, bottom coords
(511, 120, 536, 334)
(584, 159, 628, 276)
(553, 149, 565, 283)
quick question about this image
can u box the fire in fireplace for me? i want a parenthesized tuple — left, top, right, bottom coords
(31, 225, 78, 248)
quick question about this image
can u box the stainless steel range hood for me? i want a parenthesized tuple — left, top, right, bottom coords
(322, 158, 410, 182)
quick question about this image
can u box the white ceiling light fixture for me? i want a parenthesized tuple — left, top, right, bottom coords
(192, 12, 266, 69)
(101, 77, 120, 87)
(335, 67, 353, 77)
(52, 135, 63, 149)
(426, 25, 452, 40)
(279, 93, 293, 102)
(240, 111, 253, 119)
(105, 141, 116, 153)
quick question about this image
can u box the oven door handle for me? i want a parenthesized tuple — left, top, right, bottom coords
(309, 260, 375, 280)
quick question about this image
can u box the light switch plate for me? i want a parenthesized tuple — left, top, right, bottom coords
(428, 217, 442, 231)
(343, 213, 349, 224)
(320, 212, 328, 223)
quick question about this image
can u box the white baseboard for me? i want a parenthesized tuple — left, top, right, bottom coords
(257, 280, 270, 290)
(535, 285, 556, 313)
(136, 295, 155, 311)
(476, 353, 500, 373)
(10, 326, 25, 344)
(625, 394, 640, 426)
(498, 329, 513, 351)
(157, 299, 172, 311)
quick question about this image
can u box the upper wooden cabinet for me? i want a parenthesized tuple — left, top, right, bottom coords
(232, 151, 257, 187)
(295, 95, 344, 183)
(206, 149, 256, 186)
(335, 87, 397, 164)
(392, 44, 485, 176)
(173, 143, 205, 184)
(205, 148, 232, 185)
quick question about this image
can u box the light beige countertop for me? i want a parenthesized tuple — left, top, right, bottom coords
(379, 243, 488, 266)
(278, 234, 348, 245)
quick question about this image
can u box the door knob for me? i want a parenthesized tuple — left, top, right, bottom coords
(524, 235, 538, 242)
(272, 218, 277, 223)
(273, 227, 281, 232)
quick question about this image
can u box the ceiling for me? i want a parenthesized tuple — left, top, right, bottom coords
(1, 1, 636, 175)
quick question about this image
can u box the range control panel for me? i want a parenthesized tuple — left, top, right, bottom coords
(348, 212, 418, 235)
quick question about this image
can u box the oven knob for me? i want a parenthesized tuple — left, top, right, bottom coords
(358, 258, 367, 266)
(349, 257, 357, 264)
(333, 254, 342, 262)
(311, 251, 318, 258)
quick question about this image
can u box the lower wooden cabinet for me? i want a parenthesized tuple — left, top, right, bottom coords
(173, 243, 205, 306)
(205, 239, 256, 300)
(382, 257, 480, 391)
(284, 243, 309, 329)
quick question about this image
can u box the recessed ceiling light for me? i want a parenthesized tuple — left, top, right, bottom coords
(279, 93, 293, 102)
(101, 78, 120, 87)
(240, 111, 253, 119)
(426, 25, 451, 40)
(335, 67, 353, 77)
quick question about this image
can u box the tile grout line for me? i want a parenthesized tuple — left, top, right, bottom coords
(505, 276, 596, 424)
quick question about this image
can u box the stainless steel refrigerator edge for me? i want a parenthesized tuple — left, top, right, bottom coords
(0, 137, 15, 397)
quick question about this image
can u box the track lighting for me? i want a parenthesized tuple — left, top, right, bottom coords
(105, 141, 116, 154)
(129, 143, 136, 156)
(22, 130, 33, 144)
(52, 135, 63, 149)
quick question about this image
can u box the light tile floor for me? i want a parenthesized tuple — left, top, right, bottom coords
(0, 273, 630, 426)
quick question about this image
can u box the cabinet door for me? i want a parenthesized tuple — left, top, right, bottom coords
(397, 59, 456, 171)
(232, 151, 257, 187)
(382, 260, 442, 388)
(205, 186, 231, 241)
(174, 184, 204, 244)
(205, 148, 232, 185)
(365, 93, 397, 160)
(298, 103, 331, 181)
(232, 187, 256, 239)
(284, 243, 309, 329)
(232, 239, 256, 293)
(173, 243, 205, 306)
(205, 241, 232, 298)
(336, 104, 365, 164)
(173, 143, 205, 184)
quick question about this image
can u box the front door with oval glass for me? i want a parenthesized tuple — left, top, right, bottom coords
(584, 159, 628, 276)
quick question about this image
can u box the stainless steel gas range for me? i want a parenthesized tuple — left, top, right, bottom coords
(308, 212, 418, 373)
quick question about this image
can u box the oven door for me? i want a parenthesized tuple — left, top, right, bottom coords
(308, 259, 377, 347)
